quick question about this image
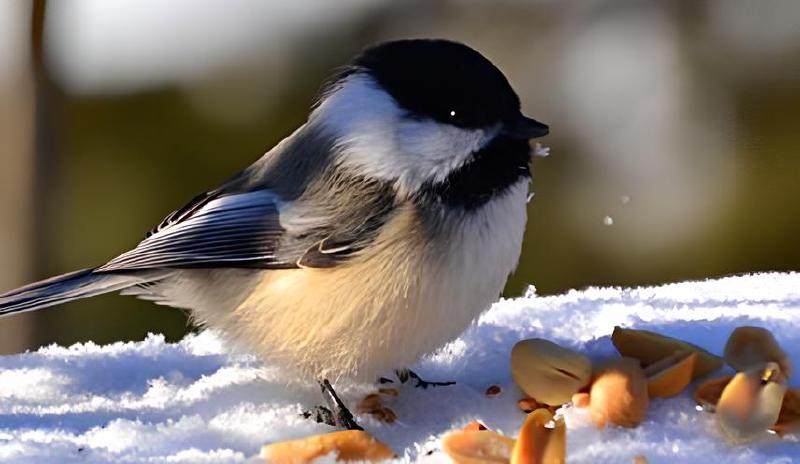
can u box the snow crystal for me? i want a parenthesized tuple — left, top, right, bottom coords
(533, 142, 550, 158)
(0, 273, 799, 463)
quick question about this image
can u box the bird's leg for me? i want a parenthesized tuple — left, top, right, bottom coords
(395, 368, 455, 389)
(318, 379, 363, 431)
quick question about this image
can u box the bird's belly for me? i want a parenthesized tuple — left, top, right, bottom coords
(187, 181, 529, 382)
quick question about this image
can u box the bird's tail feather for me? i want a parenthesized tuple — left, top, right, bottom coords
(0, 269, 154, 317)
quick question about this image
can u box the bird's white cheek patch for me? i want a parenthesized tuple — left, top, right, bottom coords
(394, 119, 496, 186)
(313, 74, 497, 195)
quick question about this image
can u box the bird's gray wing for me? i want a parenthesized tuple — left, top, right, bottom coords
(97, 190, 291, 271)
(96, 184, 394, 272)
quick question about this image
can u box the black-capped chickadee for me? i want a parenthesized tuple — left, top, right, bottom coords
(0, 39, 548, 428)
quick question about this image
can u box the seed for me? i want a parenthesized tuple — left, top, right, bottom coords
(485, 385, 502, 396)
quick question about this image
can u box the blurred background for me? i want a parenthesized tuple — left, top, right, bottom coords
(1, 0, 799, 353)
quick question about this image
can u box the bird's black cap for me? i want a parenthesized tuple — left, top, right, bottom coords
(350, 39, 547, 136)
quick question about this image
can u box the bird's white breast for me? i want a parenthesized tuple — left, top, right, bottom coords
(170, 180, 529, 383)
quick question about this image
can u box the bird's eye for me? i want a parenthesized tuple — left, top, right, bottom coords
(444, 108, 471, 127)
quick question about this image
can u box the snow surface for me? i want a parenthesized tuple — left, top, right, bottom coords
(1, 273, 799, 463)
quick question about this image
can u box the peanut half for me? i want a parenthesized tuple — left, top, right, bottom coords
(579, 357, 650, 428)
(442, 430, 515, 464)
(260, 430, 394, 464)
(612, 327, 723, 378)
(716, 362, 787, 443)
(723, 326, 791, 379)
(645, 351, 697, 399)
(511, 408, 566, 464)
(773, 388, 800, 435)
(511, 338, 592, 406)
(695, 366, 798, 440)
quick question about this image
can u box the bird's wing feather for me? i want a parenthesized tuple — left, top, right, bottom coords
(97, 190, 300, 271)
(97, 184, 393, 272)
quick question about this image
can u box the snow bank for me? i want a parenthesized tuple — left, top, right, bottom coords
(1, 273, 799, 463)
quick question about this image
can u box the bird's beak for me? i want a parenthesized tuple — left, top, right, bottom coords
(502, 115, 549, 139)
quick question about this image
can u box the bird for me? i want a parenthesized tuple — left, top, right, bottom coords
(0, 38, 548, 429)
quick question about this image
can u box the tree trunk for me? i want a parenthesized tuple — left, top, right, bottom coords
(0, 1, 38, 353)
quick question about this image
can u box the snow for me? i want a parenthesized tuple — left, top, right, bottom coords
(1, 272, 799, 463)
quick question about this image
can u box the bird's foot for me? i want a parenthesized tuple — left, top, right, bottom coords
(317, 379, 363, 431)
(302, 405, 336, 427)
(395, 369, 455, 389)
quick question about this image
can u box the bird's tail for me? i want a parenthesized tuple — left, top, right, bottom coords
(0, 269, 154, 317)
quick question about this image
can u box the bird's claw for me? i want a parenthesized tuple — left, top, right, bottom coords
(395, 369, 456, 389)
(302, 406, 336, 426)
